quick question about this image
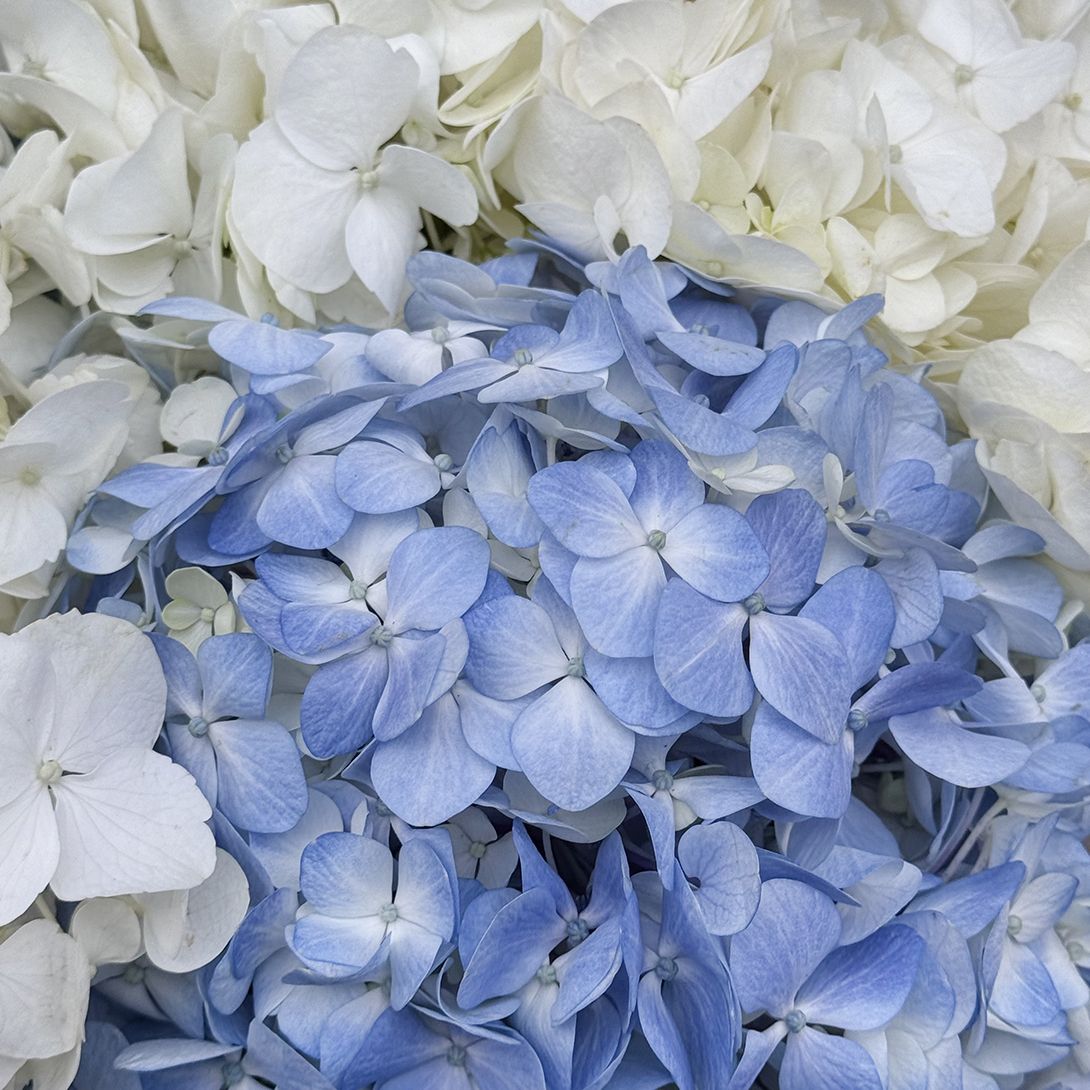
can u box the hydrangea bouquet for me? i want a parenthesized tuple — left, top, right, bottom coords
(4, 3, 1090, 1090)
(1, 236, 1088, 1090)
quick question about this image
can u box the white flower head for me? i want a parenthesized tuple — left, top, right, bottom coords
(231, 26, 478, 315)
(0, 919, 91, 1077)
(0, 611, 216, 926)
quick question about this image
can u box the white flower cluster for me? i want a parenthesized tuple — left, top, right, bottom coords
(0, 611, 240, 1090)
(2, 0, 1090, 584)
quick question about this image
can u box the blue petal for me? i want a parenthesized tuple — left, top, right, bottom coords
(335, 441, 440, 514)
(257, 455, 354, 549)
(398, 358, 514, 410)
(875, 549, 944, 648)
(746, 489, 826, 610)
(890, 711, 1031, 787)
(570, 549, 666, 658)
(281, 601, 375, 658)
(855, 663, 982, 721)
(627, 440, 704, 533)
(198, 633, 272, 721)
(721, 344, 797, 428)
(662, 503, 769, 601)
(583, 650, 690, 731)
(750, 702, 854, 819)
(527, 462, 644, 558)
(210, 719, 308, 833)
(796, 924, 923, 1030)
(464, 595, 567, 699)
(370, 694, 495, 826)
(653, 581, 751, 717)
(254, 553, 347, 603)
(657, 331, 765, 376)
(385, 527, 491, 633)
(299, 832, 393, 916)
(300, 648, 388, 757)
(208, 319, 331, 376)
(543, 290, 622, 373)
(799, 567, 895, 691)
(510, 677, 635, 812)
(677, 823, 760, 936)
(780, 1028, 883, 1090)
(729, 878, 842, 1017)
(458, 887, 567, 1008)
(152, 634, 203, 719)
(749, 614, 851, 743)
(372, 632, 448, 741)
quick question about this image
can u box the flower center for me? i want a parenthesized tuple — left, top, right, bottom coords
(468, 840, 488, 859)
(358, 169, 379, 191)
(847, 708, 869, 731)
(207, 445, 229, 466)
(37, 759, 62, 786)
(1007, 914, 1023, 938)
(654, 956, 679, 982)
(1066, 92, 1084, 111)
(785, 1009, 807, 1033)
(705, 260, 724, 277)
(379, 903, 399, 925)
(1031, 683, 1047, 703)
(565, 655, 585, 678)
(742, 592, 765, 616)
(200, 607, 215, 623)
(123, 964, 146, 985)
(888, 144, 904, 164)
(666, 69, 685, 89)
(433, 452, 454, 472)
(431, 326, 450, 343)
(221, 1060, 245, 1087)
(370, 625, 394, 647)
(275, 443, 294, 465)
(536, 963, 558, 985)
(188, 716, 210, 738)
(954, 63, 974, 84)
(651, 769, 674, 792)
(348, 579, 369, 601)
(566, 918, 590, 946)
(19, 466, 41, 486)
(446, 1045, 467, 1067)
(646, 529, 667, 551)
(514, 348, 534, 366)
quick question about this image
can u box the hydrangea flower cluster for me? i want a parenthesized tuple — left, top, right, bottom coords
(5, 0, 1090, 607)
(4, 238, 1089, 1090)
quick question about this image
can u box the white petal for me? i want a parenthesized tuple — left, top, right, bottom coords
(345, 186, 421, 313)
(0, 786, 59, 927)
(275, 26, 418, 171)
(0, 920, 90, 1060)
(378, 145, 478, 226)
(19, 611, 167, 770)
(69, 897, 143, 967)
(231, 122, 357, 294)
(160, 376, 238, 453)
(140, 849, 250, 973)
(50, 747, 214, 901)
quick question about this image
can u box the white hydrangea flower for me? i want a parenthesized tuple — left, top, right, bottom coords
(162, 567, 242, 652)
(231, 26, 478, 315)
(0, 611, 216, 926)
(0, 918, 91, 1089)
(959, 242, 1090, 579)
(63, 110, 233, 313)
(0, 381, 132, 596)
(69, 848, 249, 974)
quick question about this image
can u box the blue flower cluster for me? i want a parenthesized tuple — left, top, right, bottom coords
(66, 241, 1090, 1090)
